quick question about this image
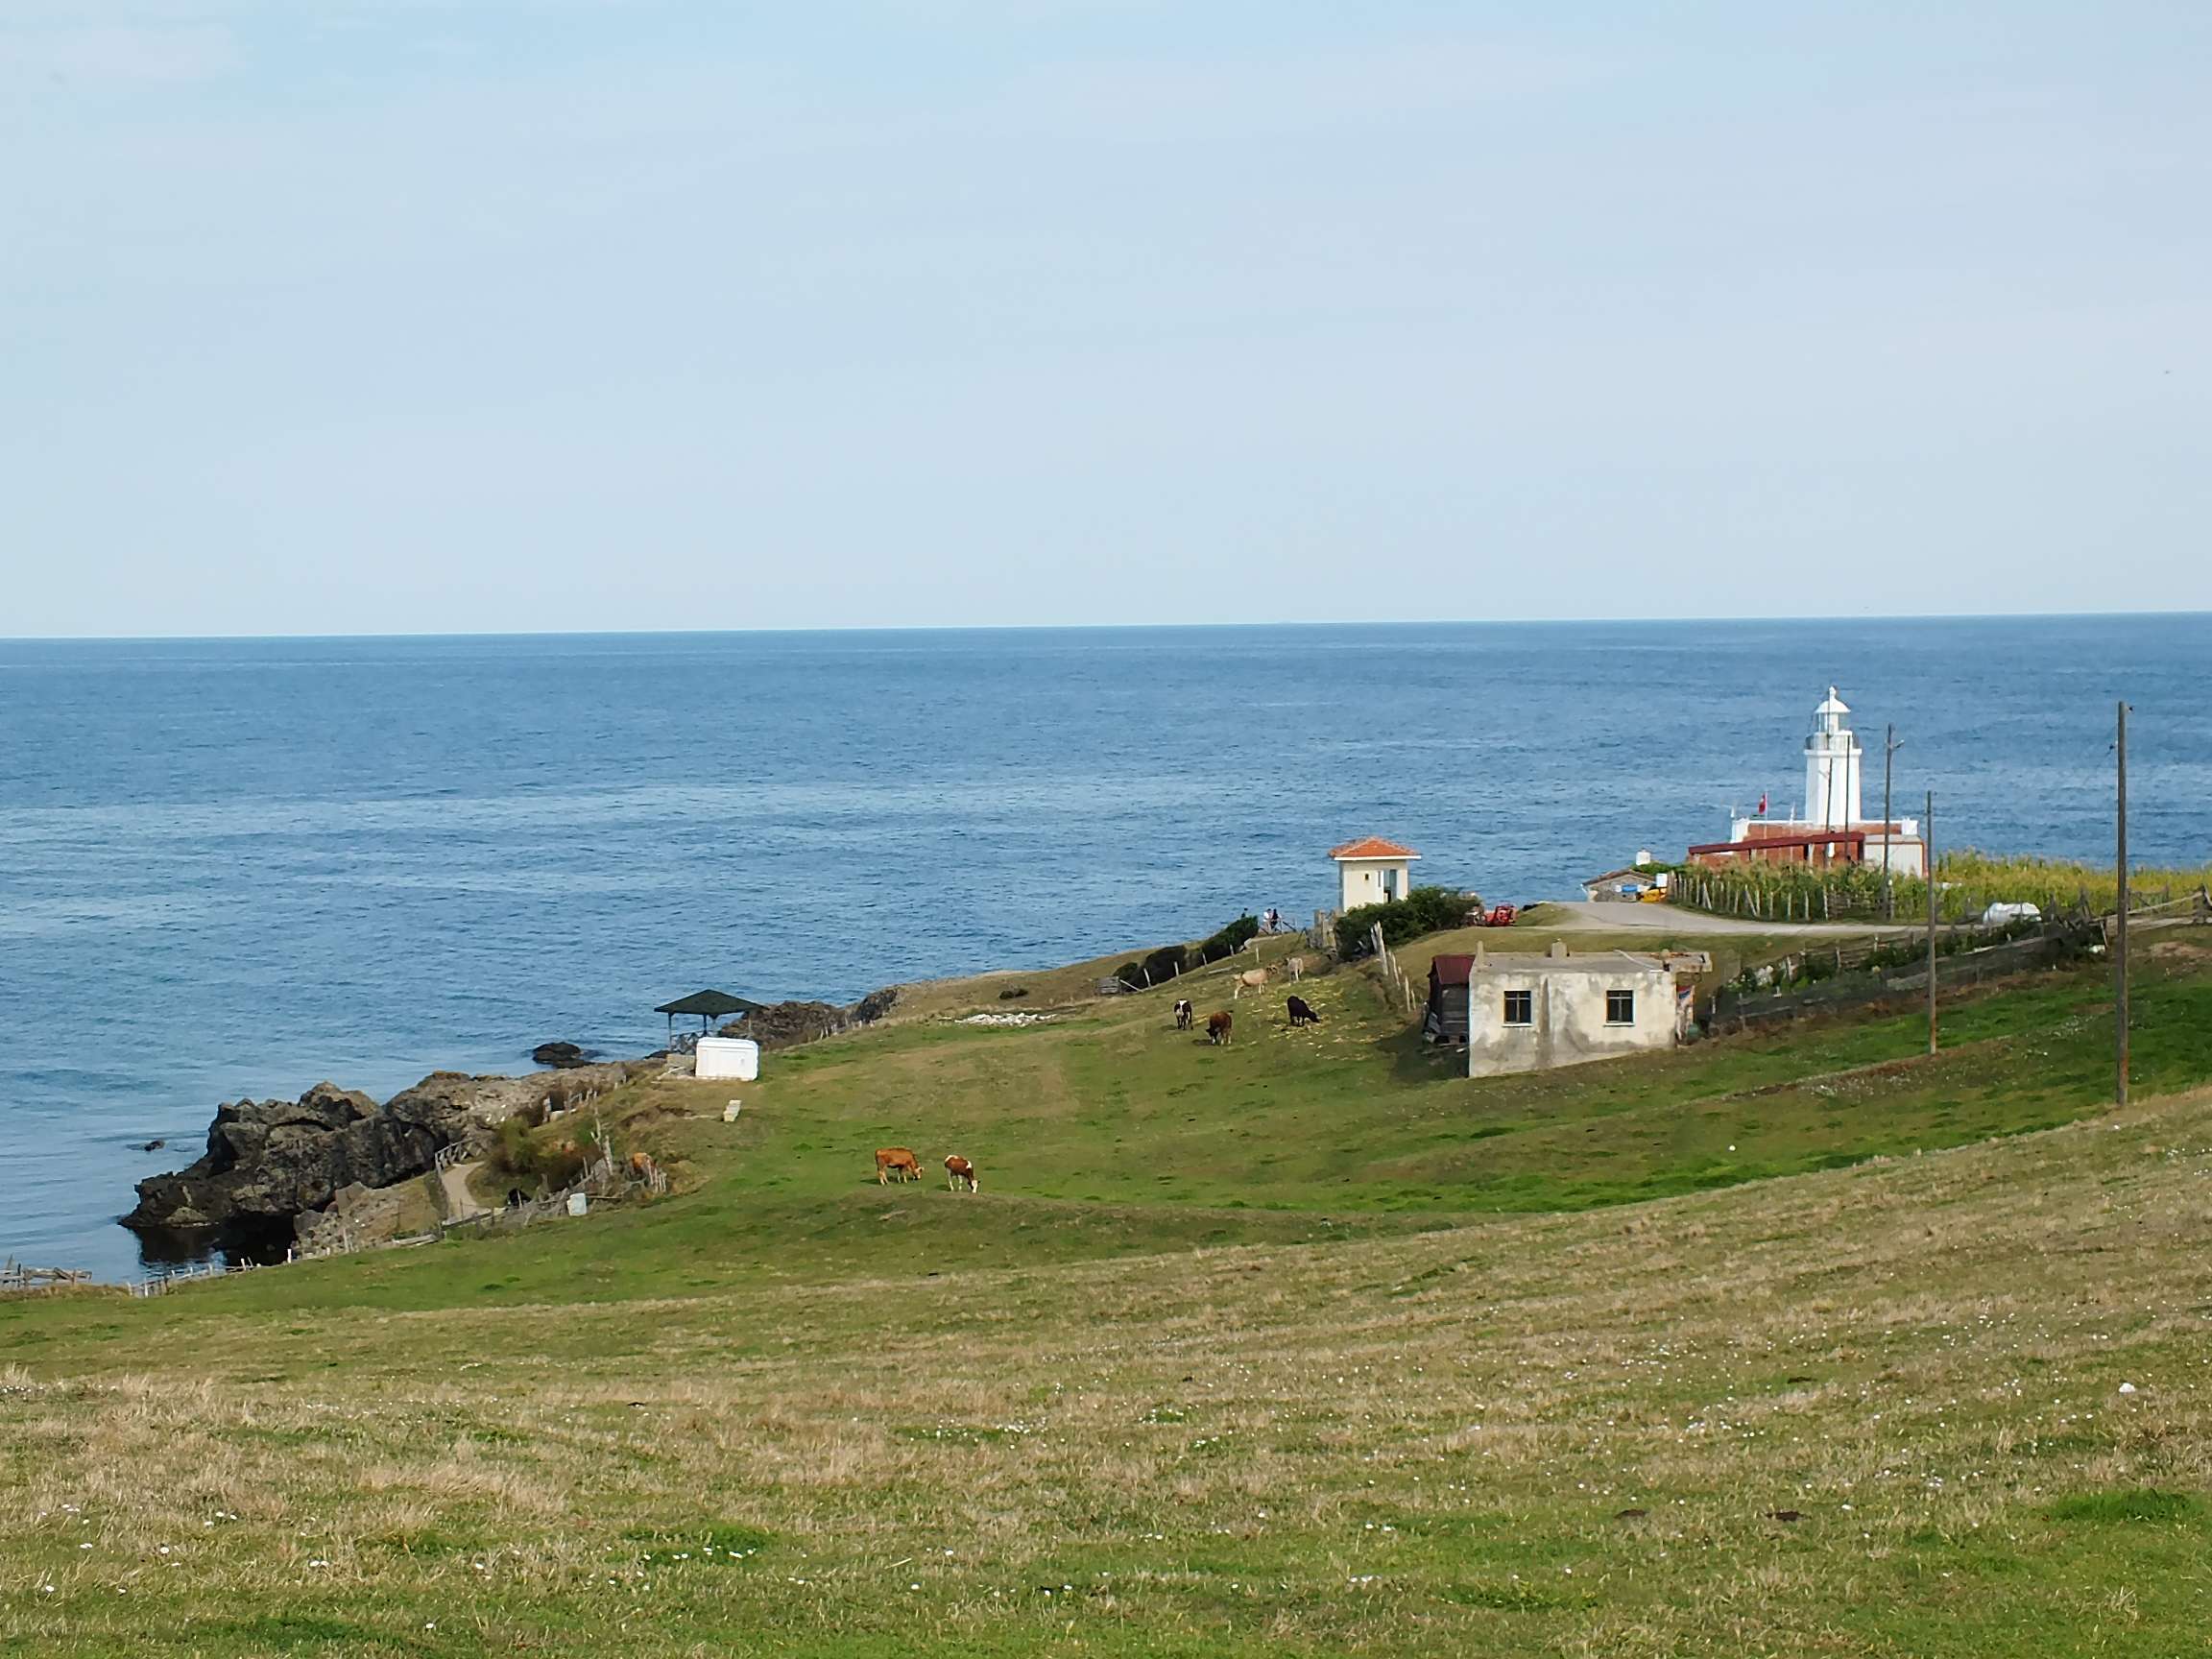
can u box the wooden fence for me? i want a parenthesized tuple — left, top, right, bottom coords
(125, 1257, 272, 1298)
(2, 1260, 92, 1293)
(1677, 873, 2211, 928)
(1707, 922, 2097, 1034)
(1368, 924, 1418, 1018)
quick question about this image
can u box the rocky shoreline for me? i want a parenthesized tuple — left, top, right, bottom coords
(123, 984, 904, 1255)
(123, 1061, 649, 1244)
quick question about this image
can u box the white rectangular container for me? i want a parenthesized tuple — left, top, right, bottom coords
(695, 1036, 760, 1081)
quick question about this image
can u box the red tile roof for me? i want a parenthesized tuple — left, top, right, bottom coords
(1329, 836, 1420, 861)
(1429, 953, 1476, 987)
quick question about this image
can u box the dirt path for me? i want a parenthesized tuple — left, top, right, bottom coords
(440, 1160, 489, 1222)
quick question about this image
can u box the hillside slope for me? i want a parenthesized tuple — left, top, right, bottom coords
(4, 937, 2210, 1655)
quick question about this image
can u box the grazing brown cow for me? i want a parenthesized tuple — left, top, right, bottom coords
(1206, 1010, 1234, 1046)
(944, 1154, 978, 1192)
(875, 1147, 922, 1185)
(1173, 998, 1193, 1030)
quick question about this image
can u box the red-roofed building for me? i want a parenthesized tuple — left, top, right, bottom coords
(1425, 952, 1477, 1043)
(1330, 836, 1419, 910)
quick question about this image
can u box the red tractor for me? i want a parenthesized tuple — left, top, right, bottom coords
(1481, 903, 1518, 927)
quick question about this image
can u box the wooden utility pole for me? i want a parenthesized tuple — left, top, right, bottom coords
(2116, 701, 2130, 1105)
(1925, 789, 1938, 1054)
(1882, 724, 1904, 922)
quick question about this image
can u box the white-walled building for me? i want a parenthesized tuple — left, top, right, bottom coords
(1330, 836, 1419, 911)
(1463, 944, 1688, 1078)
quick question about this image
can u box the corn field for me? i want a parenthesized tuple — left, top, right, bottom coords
(1669, 848, 2212, 926)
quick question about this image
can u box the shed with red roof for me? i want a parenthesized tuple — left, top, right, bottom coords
(1330, 835, 1419, 912)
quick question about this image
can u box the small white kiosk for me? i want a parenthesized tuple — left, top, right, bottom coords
(695, 1037, 760, 1081)
(1329, 836, 1420, 911)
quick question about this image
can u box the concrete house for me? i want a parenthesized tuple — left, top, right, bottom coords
(1463, 944, 1684, 1078)
(1330, 836, 1419, 911)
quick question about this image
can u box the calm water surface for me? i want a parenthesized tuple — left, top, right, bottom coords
(2, 618, 2206, 1278)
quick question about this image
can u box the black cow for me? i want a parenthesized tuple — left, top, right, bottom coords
(1286, 995, 1320, 1027)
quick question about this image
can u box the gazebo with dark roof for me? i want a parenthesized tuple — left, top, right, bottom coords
(654, 989, 766, 1037)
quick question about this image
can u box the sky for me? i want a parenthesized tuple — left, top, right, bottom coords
(3, 2, 2208, 637)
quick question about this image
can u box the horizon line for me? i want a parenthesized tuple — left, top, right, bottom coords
(6, 607, 2209, 647)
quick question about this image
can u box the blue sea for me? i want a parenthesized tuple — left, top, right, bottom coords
(3, 617, 2207, 1280)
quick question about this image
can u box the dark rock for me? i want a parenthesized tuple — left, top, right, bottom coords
(136, 1138, 166, 1152)
(531, 1041, 592, 1070)
(709, 985, 902, 1053)
(124, 1079, 468, 1236)
(733, 1000, 848, 1049)
(849, 986, 900, 1025)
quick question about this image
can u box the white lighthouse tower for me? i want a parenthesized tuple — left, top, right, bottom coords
(1710, 685, 1926, 877)
(1803, 687, 1863, 831)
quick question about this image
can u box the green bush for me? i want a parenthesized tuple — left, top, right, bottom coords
(1192, 914, 1261, 964)
(490, 1113, 589, 1191)
(1139, 945, 1189, 984)
(1114, 916, 1265, 990)
(1336, 887, 1476, 958)
(490, 1115, 535, 1178)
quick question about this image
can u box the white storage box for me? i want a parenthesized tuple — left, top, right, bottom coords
(695, 1036, 760, 1081)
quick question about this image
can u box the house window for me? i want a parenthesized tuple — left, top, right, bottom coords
(1605, 989, 1635, 1024)
(1503, 990, 1533, 1025)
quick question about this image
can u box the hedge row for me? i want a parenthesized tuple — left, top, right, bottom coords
(1334, 887, 1478, 959)
(1113, 913, 1263, 990)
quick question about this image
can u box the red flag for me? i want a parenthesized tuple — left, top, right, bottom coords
(1757, 793, 1767, 816)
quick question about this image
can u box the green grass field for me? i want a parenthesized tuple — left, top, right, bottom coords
(6, 928, 2212, 1655)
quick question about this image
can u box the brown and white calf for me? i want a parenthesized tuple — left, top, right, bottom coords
(944, 1154, 978, 1192)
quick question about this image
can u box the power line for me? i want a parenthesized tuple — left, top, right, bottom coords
(1925, 789, 1938, 1056)
(2116, 701, 2130, 1106)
